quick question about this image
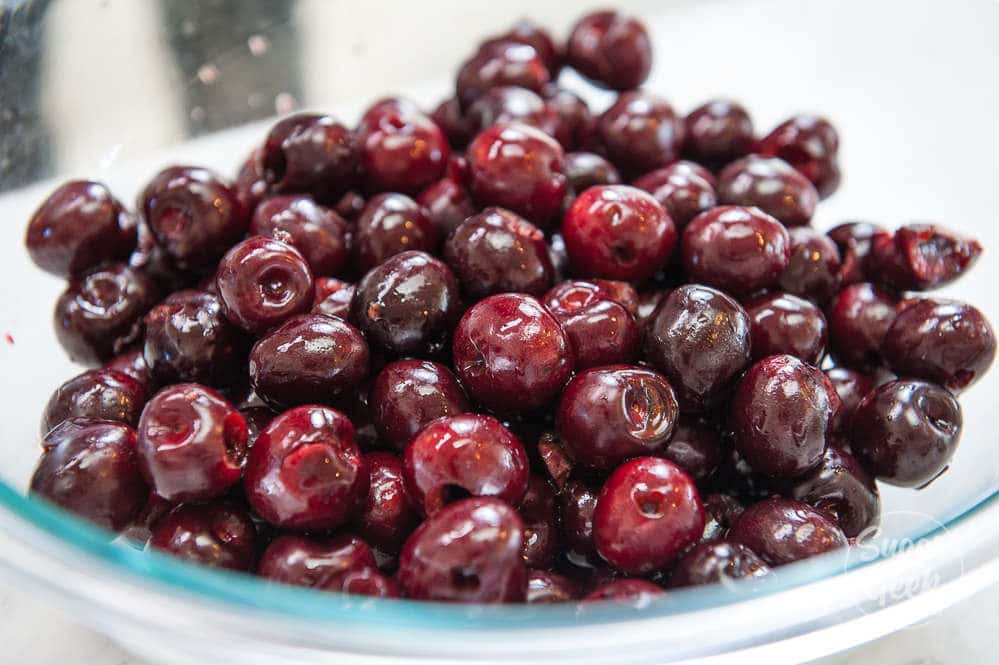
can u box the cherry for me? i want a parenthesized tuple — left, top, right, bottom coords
(354, 452, 420, 553)
(311, 277, 355, 319)
(869, 223, 982, 291)
(352, 193, 439, 274)
(632, 161, 718, 229)
(466, 86, 561, 141)
(682, 99, 754, 170)
(149, 500, 257, 572)
(564, 152, 622, 198)
(668, 540, 770, 588)
(260, 113, 357, 203)
(497, 20, 561, 75)
(41, 368, 146, 437)
(519, 475, 560, 569)
(527, 570, 578, 603)
(779, 226, 843, 305)
(543, 88, 596, 151)
(250, 195, 349, 277)
(582, 579, 664, 604)
(431, 96, 473, 149)
(718, 155, 818, 227)
(662, 416, 723, 483)
(826, 282, 900, 371)
(258, 533, 375, 588)
(758, 114, 841, 198)
(827, 222, 884, 286)
(416, 178, 477, 240)
(566, 11, 652, 90)
(456, 40, 551, 110)
(558, 479, 599, 559)
(825, 367, 876, 435)
(597, 91, 684, 177)
(357, 103, 450, 195)
(104, 349, 156, 395)
(728, 497, 847, 566)
(744, 292, 828, 364)
(786, 446, 880, 538)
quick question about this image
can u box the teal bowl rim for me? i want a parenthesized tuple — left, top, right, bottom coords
(1, 478, 996, 630)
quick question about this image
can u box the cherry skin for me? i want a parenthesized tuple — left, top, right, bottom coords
(349, 250, 460, 356)
(668, 540, 770, 588)
(564, 152, 622, 197)
(497, 19, 561, 75)
(779, 226, 843, 305)
(466, 86, 561, 141)
(430, 96, 473, 149)
(136, 383, 247, 503)
(543, 88, 596, 151)
(30, 418, 148, 532)
(744, 292, 828, 364)
(452, 293, 574, 413)
(143, 290, 246, 387)
(527, 570, 578, 603)
(728, 497, 847, 566)
(632, 161, 718, 229)
(336, 567, 401, 598)
(397, 497, 527, 603)
(26, 180, 137, 278)
(416, 177, 477, 240)
(258, 533, 375, 588)
(354, 452, 420, 553)
(558, 479, 600, 559)
(582, 579, 665, 603)
(643, 284, 752, 413)
(250, 194, 349, 277)
(827, 222, 885, 285)
(234, 148, 269, 216)
(731, 354, 841, 479)
(662, 416, 723, 483)
(466, 122, 567, 229)
(104, 349, 156, 395)
(357, 103, 450, 195)
(786, 445, 880, 538)
(718, 155, 819, 227)
(260, 113, 357, 203)
(244, 405, 367, 530)
(562, 185, 676, 282)
(41, 368, 146, 437)
(826, 282, 900, 371)
(403, 414, 529, 516)
(566, 11, 652, 90)
(519, 475, 560, 569)
(701, 493, 746, 540)
(54, 263, 159, 365)
(352, 193, 439, 274)
(216, 237, 314, 335)
(557, 365, 678, 470)
(248, 313, 370, 409)
(311, 277, 355, 319)
(883, 298, 995, 393)
(369, 360, 470, 452)
(443, 207, 555, 299)
(758, 114, 841, 198)
(683, 99, 755, 170)
(455, 40, 551, 109)
(869, 223, 982, 291)
(149, 500, 257, 572)
(825, 367, 876, 434)
(597, 91, 684, 177)
(682, 205, 790, 296)
(851, 379, 962, 488)
(139, 166, 248, 272)
(554, 300, 640, 370)
(593, 457, 704, 575)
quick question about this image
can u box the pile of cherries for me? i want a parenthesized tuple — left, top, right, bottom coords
(23, 10, 995, 605)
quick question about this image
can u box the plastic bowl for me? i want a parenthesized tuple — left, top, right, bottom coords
(1, 1, 998, 663)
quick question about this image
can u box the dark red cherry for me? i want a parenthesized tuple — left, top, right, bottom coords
(527, 570, 578, 603)
(128, 220, 196, 293)
(258, 533, 375, 588)
(701, 493, 746, 540)
(249, 313, 369, 409)
(335, 567, 401, 597)
(244, 405, 366, 530)
(149, 500, 257, 572)
(643, 284, 751, 413)
(557, 300, 640, 369)
(744, 292, 827, 364)
(825, 367, 875, 434)
(234, 148, 269, 217)
(731, 354, 840, 479)
(582, 578, 664, 604)
(416, 178, 477, 240)
(250, 195, 349, 277)
(758, 114, 841, 198)
(430, 96, 473, 149)
(452, 293, 574, 413)
(597, 91, 684, 177)
(54, 263, 159, 365)
(357, 104, 450, 195)
(593, 457, 704, 574)
(466, 86, 561, 141)
(519, 475, 560, 569)
(718, 155, 818, 227)
(140, 166, 247, 271)
(851, 379, 962, 488)
(260, 113, 357, 202)
(566, 11, 651, 90)
(682, 206, 790, 296)
(403, 414, 529, 516)
(443, 207, 554, 299)
(456, 40, 551, 109)
(350, 250, 460, 356)
(136, 383, 247, 502)
(466, 122, 567, 229)
(662, 416, 723, 483)
(370, 360, 470, 452)
(104, 349, 156, 395)
(779, 226, 843, 305)
(26, 180, 137, 278)
(562, 185, 676, 282)
(398, 497, 527, 603)
(543, 88, 596, 151)
(869, 223, 982, 291)
(41, 369, 146, 436)
(826, 282, 900, 371)
(352, 193, 438, 274)
(827, 222, 884, 285)
(564, 152, 622, 198)
(557, 365, 678, 470)
(334, 190, 367, 222)
(668, 540, 770, 588)
(883, 298, 995, 393)
(632, 161, 718, 229)
(683, 99, 755, 170)
(354, 452, 419, 553)
(558, 479, 599, 558)
(786, 446, 880, 538)
(30, 418, 147, 532)
(311, 277, 355, 319)
(729, 498, 847, 566)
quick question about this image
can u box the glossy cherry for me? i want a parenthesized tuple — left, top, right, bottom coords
(497, 20, 561, 74)
(258, 533, 375, 588)
(466, 86, 561, 141)
(216, 237, 314, 335)
(744, 292, 828, 364)
(149, 500, 257, 572)
(357, 104, 450, 195)
(430, 96, 473, 149)
(701, 493, 746, 540)
(562, 185, 676, 282)
(353, 452, 420, 553)
(731, 354, 840, 479)
(662, 416, 723, 483)
(30, 418, 147, 532)
(826, 282, 900, 371)
(632, 161, 718, 229)
(883, 298, 995, 393)
(718, 155, 818, 227)
(312, 277, 355, 319)
(249, 313, 369, 408)
(527, 570, 578, 603)
(824, 367, 875, 435)
(452, 293, 574, 413)
(403, 414, 529, 516)
(582, 578, 664, 603)
(41, 368, 146, 436)
(54, 263, 159, 365)
(597, 91, 684, 177)
(668, 540, 769, 588)
(370, 360, 470, 451)
(757, 114, 841, 198)
(244, 405, 366, 530)
(416, 178, 477, 240)
(728, 497, 847, 566)
(558, 479, 599, 558)
(456, 40, 551, 109)
(786, 445, 880, 538)
(260, 113, 357, 203)
(250, 195, 349, 277)
(352, 193, 438, 274)
(869, 223, 982, 291)
(779, 226, 843, 305)
(25, 180, 137, 278)
(543, 88, 596, 151)
(564, 152, 622, 197)
(519, 475, 560, 569)
(566, 11, 651, 90)
(682, 99, 755, 170)
(397, 497, 527, 603)
(593, 457, 704, 574)
(827, 222, 884, 285)
(104, 349, 156, 394)
(643, 284, 752, 412)
(851, 379, 962, 488)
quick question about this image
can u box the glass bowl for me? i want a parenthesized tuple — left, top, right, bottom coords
(2, 1, 999, 663)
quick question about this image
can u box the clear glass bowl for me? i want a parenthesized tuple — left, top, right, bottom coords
(2, 1, 999, 663)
